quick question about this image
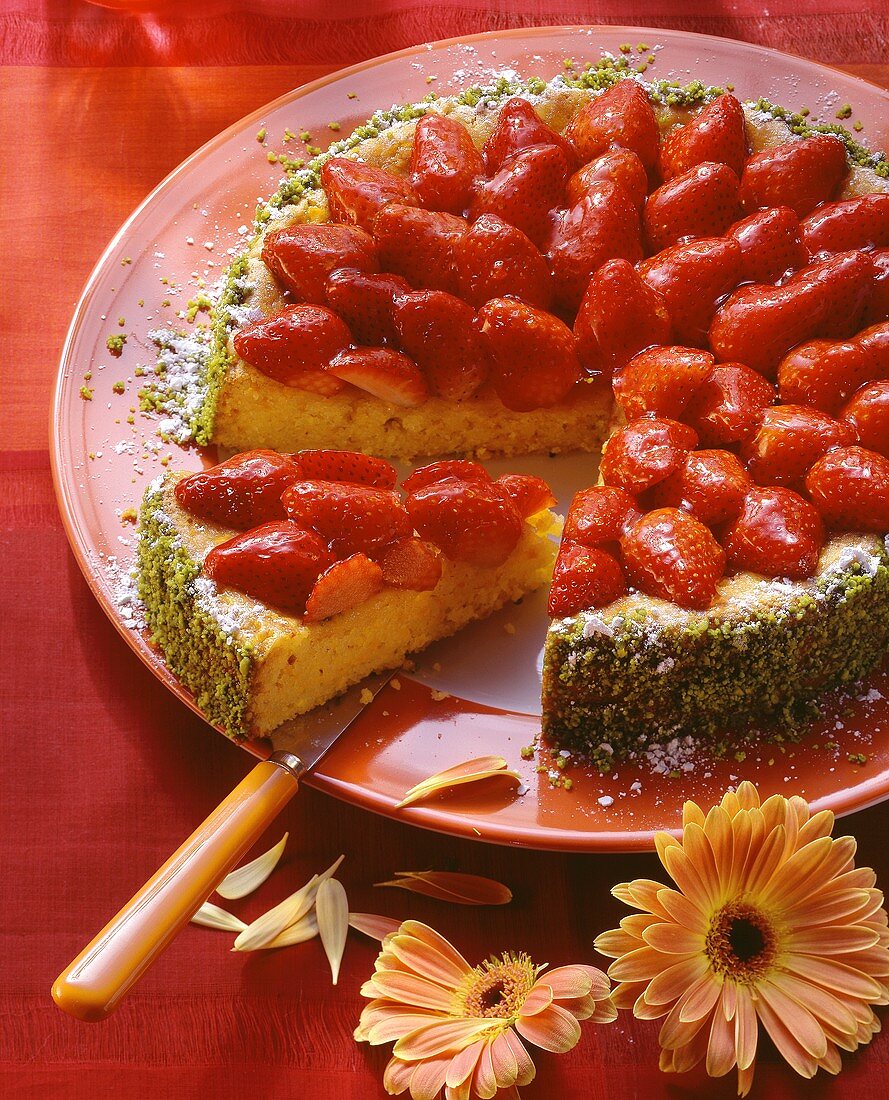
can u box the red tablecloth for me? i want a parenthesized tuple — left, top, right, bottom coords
(3, 2, 889, 1097)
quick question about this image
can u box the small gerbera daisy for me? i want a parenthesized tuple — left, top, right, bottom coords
(595, 781, 889, 1095)
(355, 919, 616, 1099)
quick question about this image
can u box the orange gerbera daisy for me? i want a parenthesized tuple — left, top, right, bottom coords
(595, 781, 889, 1095)
(355, 919, 616, 1099)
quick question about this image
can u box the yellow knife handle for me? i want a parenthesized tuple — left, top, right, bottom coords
(51, 752, 304, 1022)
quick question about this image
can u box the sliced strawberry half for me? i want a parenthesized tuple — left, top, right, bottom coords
(372, 203, 467, 294)
(378, 536, 443, 590)
(658, 93, 747, 180)
(482, 96, 576, 173)
(324, 268, 410, 345)
(683, 363, 776, 448)
(739, 133, 848, 218)
(777, 338, 878, 413)
(281, 478, 412, 558)
(564, 79, 660, 169)
(402, 459, 492, 494)
(741, 404, 855, 490)
(261, 224, 379, 303)
(548, 543, 626, 617)
(290, 449, 398, 489)
(841, 381, 889, 458)
(405, 477, 523, 567)
(728, 205, 806, 285)
(801, 194, 889, 258)
(563, 485, 640, 549)
(320, 157, 419, 230)
(204, 521, 333, 615)
(567, 149, 648, 210)
(645, 449, 751, 526)
(393, 290, 489, 401)
(175, 450, 301, 529)
(326, 346, 429, 407)
(599, 417, 699, 495)
(643, 162, 741, 254)
(805, 445, 889, 532)
(621, 508, 726, 610)
(409, 113, 484, 214)
(233, 305, 350, 390)
(612, 345, 714, 420)
(303, 553, 384, 622)
(456, 213, 554, 310)
(476, 298, 582, 412)
(469, 142, 570, 247)
(495, 474, 556, 518)
(722, 486, 825, 578)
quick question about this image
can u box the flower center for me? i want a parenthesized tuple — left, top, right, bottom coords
(457, 953, 539, 1020)
(705, 901, 777, 982)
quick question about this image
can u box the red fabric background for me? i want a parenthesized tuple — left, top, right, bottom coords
(3, 2, 889, 1098)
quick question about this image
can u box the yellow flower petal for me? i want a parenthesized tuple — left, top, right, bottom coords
(399, 920, 473, 974)
(394, 1019, 496, 1061)
(316, 877, 348, 985)
(643, 954, 709, 1006)
(518, 983, 553, 1017)
(383, 1055, 414, 1094)
(607, 945, 671, 983)
(734, 986, 758, 1071)
(444, 1038, 486, 1089)
(471, 1042, 497, 1100)
(233, 854, 343, 951)
(372, 970, 457, 1012)
(261, 912, 318, 950)
(349, 912, 402, 941)
(376, 871, 512, 906)
(786, 924, 880, 955)
(388, 933, 471, 988)
(642, 921, 704, 955)
(677, 974, 723, 1023)
(539, 964, 597, 1000)
(781, 954, 884, 1000)
(396, 756, 520, 808)
(190, 902, 247, 932)
(408, 1055, 451, 1100)
(489, 1031, 519, 1089)
(515, 1003, 581, 1053)
(361, 1006, 446, 1046)
(216, 832, 288, 900)
(503, 1027, 536, 1085)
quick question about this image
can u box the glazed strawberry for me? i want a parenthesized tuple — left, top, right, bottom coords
(567, 149, 648, 210)
(372, 203, 467, 294)
(564, 79, 660, 168)
(456, 213, 554, 309)
(645, 449, 751, 526)
(841, 382, 889, 458)
(738, 133, 848, 218)
(683, 363, 776, 447)
(408, 113, 484, 214)
(742, 405, 855, 489)
(175, 450, 300, 529)
(658, 93, 747, 180)
(777, 338, 877, 413)
(574, 258, 672, 376)
(643, 162, 742, 254)
(563, 485, 639, 548)
(204, 521, 333, 615)
(709, 251, 876, 376)
(475, 298, 582, 411)
(281, 479, 412, 558)
(547, 181, 643, 310)
(402, 459, 492, 494)
(324, 269, 410, 345)
(495, 474, 556, 518)
(233, 306, 350, 390)
(621, 508, 725, 609)
(801, 194, 889, 258)
(599, 417, 699, 494)
(326, 346, 429, 407)
(469, 143, 570, 246)
(482, 97, 576, 173)
(805, 446, 889, 532)
(303, 553, 384, 622)
(639, 236, 742, 347)
(864, 250, 889, 325)
(727, 206, 806, 284)
(261, 224, 379, 303)
(612, 346, 713, 420)
(405, 478, 523, 567)
(320, 157, 419, 230)
(858, 321, 889, 374)
(547, 543, 627, 616)
(722, 487, 825, 578)
(290, 449, 398, 488)
(392, 290, 490, 400)
(377, 537, 443, 590)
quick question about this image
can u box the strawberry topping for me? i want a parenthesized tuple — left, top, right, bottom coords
(409, 113, 484, 214)
(565, 79, 660, 168)
(548, 543, 627, 616)
(643, 162, 742, 254)
(612, 345, 714, 420)
(805, 446, 889, 532)
(320, 157, 419, 230)
(777, 338, 878, 413)
(683, 362, 776, 447)
(645, 448, 751, 526)
(563, 485, 640, 549)
(841, 382, 889, 458)
(289, 449, 398, 488)
(261, 224, 379, 303)
(658, 93, 747, 180)
(469, 142, 570, 247)
(456, 213, 554, 310)
(728, 206, 806, 284)
(739, 133, 848, 218)
(567, 150, 648, 210)
(393, 290, 490, 401)
(621, 508, 726, 609)
(402, 459, 491, 494)
(495, 474, 557, 518)
(865, 251, 889, 325)
(405, 477, 523, 567)
(175, 450, 300, 529)
(304, 553, 384, 622)
(324, 268, 410, 345)
(482, 97, 576, 173)
(372, 204, 467, 294)
(722, 486, 825, 578)
(741, 404, 855, 490)
(281, 479, 412, 558)
(801, 194, 889, 258)
(233, 305, 350, 390)
(600, 417, 699, 494)
(377, 537, 443, 591)
(326, 346, 429, 407)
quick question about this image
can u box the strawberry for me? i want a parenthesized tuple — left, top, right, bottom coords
(683, 363, 776, 447)
(289, 449, 398, 488)
(564, 79, 660, 168)
(405, 477, 523, 567)
(777, 338, 878, 413)
(727, 205, 806, 284)
(801, 194, 889, 258)
(408, 113, 484, 214)
(721, 487, 825, 578)
(324, 268, 410, 345)
(483, 97, 576, 173)
(233, 306, 350, 390)
(326, 346, 429, 407)
(547, 543, 626, 616)
(858, 321, 889, 374)
(281, 478, 412, 558)
(392, 290, 489, 400)
(372, 203, 467, 294)
(303, 553, 384, 622)
(643, 162, 742, 253)
(495, 474, 556, 518)
(709, 251, 876, 376)
(261, 224, 379, 303)
(174, 450, 300, 529)
(475, 298, 582, 411)
(456, 213, 554, 309)
(377, 537, 443, 590)
(573, 258, 672, 377)
(402, 459, 492, 494)
(645, 449, 751, 526)
(739, 133, 848, 218)
(841, 382, 889, 458)
(547, 180, 643, 310)
(741, 404, 855, 489)
(599, 417, 699, 494)
(612, 345, 714, 420)
(567, 150, 648, 210)
(805, 446, 889, 532)
(639, 236, 742, 347)
(621, 508, 725, 609)
(204, 521, 333, 615)
(320, 157, 418, 230)
(658, 94, 748, 180)
(562, 485, 640, 548)
(864, 249, 889, 325)
(469, 143, 570, 247)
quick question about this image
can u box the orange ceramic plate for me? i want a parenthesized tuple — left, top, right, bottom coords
(51, 25, 889, 851)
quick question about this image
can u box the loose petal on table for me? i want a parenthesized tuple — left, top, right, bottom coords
(190, 902, 248, 932)
(375, 871, 513, 905)
(216, 831, 289, 899)
(396, 756, 521, 808)
(317, 878, 349, 984)
(349, 912, 403, 940)
(233, 854, 344, 950)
